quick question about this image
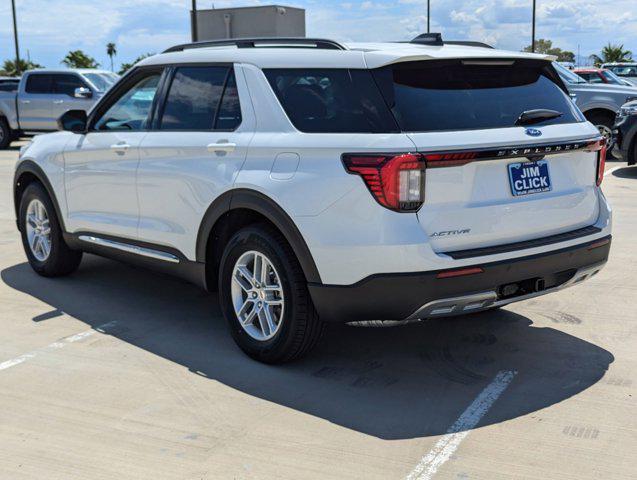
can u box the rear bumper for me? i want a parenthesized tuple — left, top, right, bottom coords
(308, 236, 611, 323)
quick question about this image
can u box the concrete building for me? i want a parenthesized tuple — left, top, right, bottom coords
(192, 5, 306, 42)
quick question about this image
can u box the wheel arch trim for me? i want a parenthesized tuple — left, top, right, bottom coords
(13, 160, 65, 232)
(196, 189, 322, 284)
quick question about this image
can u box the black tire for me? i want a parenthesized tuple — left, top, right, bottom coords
(18, 182, 83, 277)
(586, 111, 617, 159)
(218, 224, 324, 363)
(0, 117, 11, 149)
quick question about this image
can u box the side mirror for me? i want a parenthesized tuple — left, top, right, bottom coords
(57, 110, 88, 133)
(74, 87, 92, 99)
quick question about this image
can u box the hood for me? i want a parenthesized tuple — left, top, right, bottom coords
(569, 81, 637, 95)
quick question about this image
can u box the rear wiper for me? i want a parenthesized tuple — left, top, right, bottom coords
(515, 109, 563, 126)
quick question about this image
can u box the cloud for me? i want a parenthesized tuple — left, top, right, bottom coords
(0, 0, 635, 69)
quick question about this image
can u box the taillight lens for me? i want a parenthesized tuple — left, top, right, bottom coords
(585, 138, 607, 186)
(342, 153, 426, 211)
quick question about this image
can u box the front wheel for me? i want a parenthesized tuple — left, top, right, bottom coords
(218, 224, 324, 363)
(587, 111, 617, 159)
(19, 183, 83, 276)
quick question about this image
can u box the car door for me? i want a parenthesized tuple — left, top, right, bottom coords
(50, 73, 94, 121)
(63, 67, 164, 239)
(19, 73, 55, 131)
(137, 64, 254, 258)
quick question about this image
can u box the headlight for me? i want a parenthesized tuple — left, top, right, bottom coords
(619, 104, 637, 117)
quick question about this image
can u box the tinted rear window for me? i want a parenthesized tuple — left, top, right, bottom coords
(372, 59, 584, 132)
(159, 66, 228, 130)
(25, 74, 53, 94)
(264, 69, 398, 133)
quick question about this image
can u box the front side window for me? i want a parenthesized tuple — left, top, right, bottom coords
(25, 74, 54, 94)
(264, 69, 398, 133)
(159, 66, 229, 130)
(53, 74, 88, 96)
(94, 73, 161, 131)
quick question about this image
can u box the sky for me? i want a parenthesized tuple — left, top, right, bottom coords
(1, 0, 636, 72)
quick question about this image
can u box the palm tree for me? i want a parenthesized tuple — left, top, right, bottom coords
(589, 43, 633, 66)
(2, 58, 43, 76)
(61, 50, 100, 69)
(106, 43, 117, 72)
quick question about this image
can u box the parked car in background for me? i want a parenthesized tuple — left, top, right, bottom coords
(554, 62, 637, 147)
(602, 63, 637, 86)
(0, 77, 21, 92)
(614, 100, 637, 165)
(574, 68, 634, 87)
(0, 69, 119, 148)
(13, 37, 611, 362)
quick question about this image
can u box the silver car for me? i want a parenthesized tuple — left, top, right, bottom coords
(0, 69, 119, 148)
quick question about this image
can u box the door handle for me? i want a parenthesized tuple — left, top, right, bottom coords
(20, 100, 30, 104)
(207, 142, 236, 154)
(53, 100, 64, 104)
(110, 143, 131, 154)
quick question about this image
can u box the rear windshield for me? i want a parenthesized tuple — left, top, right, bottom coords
(265, 60, 583, 133)
(372, 59, 584, 132)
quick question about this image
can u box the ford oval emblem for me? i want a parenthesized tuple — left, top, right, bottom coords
(525, 128, 542, 137)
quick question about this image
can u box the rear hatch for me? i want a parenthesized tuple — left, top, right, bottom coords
(371, 58, 603, 254)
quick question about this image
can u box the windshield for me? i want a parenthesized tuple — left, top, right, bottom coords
(83, 72, 118, 92)
(601, 70, 627, 85)
(553, 62, 586, 84)
(607, 65, 637, 77)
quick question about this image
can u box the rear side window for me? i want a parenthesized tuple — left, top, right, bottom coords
(53, 74, 88, 96)
(264, 69, 398, 133)
(25, 74, 54, 94)
(372, 59, 584, 132)
(160, 66, 237, 130)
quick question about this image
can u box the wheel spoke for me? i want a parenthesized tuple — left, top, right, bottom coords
(40, 236, 51, 257)
(30, 233, 40, 252)
(241, 305, 257, 326)
(256, 307, 272, 336)
(27, 214, 37, 229)
(236, 265, 255, 287)
(233, 271, 252, 293)
(263, 305, 278, 333)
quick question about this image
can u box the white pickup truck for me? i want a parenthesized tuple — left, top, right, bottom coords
(0, 69, 118, 148)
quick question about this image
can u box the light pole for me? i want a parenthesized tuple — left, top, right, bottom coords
(427, 0, 430, 33)
(531, 0, 536, 52)
(191, 0, 198, 42)
(11, 0, 22, 75)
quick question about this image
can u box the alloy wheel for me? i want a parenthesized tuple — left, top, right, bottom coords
(231, 250, 285, 341)
(25, 199, 52, 262)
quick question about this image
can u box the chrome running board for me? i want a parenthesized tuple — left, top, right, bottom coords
(78, 235, 180, 264)
(407, 261, 606, 320)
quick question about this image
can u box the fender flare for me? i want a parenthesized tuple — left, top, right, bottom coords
(196, 189, 322, 284)
(13, 160, 66, 231)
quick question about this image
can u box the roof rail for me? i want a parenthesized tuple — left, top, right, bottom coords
(408, 34, 494, 49)
(445, 40, 495, 49)
(164, 37, 347, 53)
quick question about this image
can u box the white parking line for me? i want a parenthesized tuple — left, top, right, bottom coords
(405, 370, 517, 480)
(0, 321, 117, 372)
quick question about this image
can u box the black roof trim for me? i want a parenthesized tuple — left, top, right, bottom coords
(164, 37, 347, 53)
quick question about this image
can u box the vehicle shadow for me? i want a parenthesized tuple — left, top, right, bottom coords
(612, 165, 637, 178)
(1, 256, 613, 440)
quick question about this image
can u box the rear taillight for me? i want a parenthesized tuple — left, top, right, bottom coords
(342, 153, 426, 211)
(586, 138, 607, 186)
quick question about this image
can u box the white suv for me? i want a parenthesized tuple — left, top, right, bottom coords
(13, 37, 612, 363)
